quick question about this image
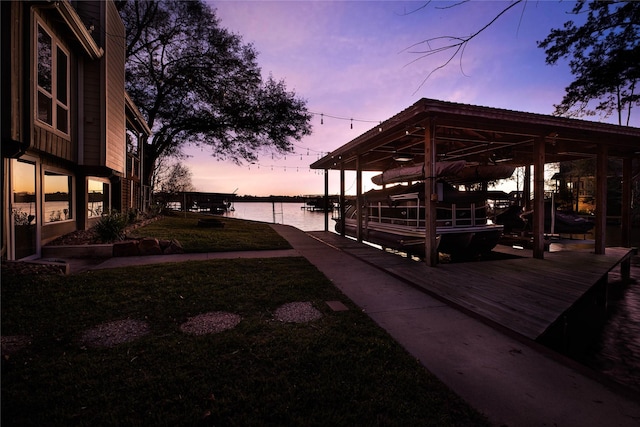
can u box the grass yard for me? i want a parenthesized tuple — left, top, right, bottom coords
(2, 216, 490, 426)
(128, 212, 292, 253)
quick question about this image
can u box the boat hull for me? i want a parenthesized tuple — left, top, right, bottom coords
(338, 219, 503, 259)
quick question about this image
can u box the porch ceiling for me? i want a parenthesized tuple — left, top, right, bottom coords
(310, 98, 640, 173)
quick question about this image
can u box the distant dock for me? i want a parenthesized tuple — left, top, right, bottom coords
(302, 196, 338, 212)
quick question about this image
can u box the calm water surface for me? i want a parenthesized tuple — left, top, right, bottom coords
(224, 202, 640, 392)
(223, 201, 335, 232)
(589, 265, 640, 393)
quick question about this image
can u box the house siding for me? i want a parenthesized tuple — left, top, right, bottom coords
(1, 0, 151, 260)
(75, 1, 103, 166)
(104, 1, 125, 173)
(81, 58, 103, 166)
(2, 1, 25, 147)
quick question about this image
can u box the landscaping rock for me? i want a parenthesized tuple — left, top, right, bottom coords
(113, 240, 140, 257)
(138, 237, 162, 255)
(163, 239, 184, 254)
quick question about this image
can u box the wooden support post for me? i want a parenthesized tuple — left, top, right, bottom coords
(424, 119, 438, 267)
(323, 169, 329, 231)
(356, 155, 363, 243)
(524, 165, 531, 211)
(595, 144, 608, 255)
(340, 166, 346, 237)
(533, 137, 545, 259)
(621, 157, 632, 248)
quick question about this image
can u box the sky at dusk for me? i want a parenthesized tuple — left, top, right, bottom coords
(182, 1, 633, 197)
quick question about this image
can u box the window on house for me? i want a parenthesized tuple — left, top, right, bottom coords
(126, 130, 140, 177)
(88, 179, 110, 218)
(126, 130, 139, 155)
(44, 171, 73, 223)
(36, 23, 69, 134)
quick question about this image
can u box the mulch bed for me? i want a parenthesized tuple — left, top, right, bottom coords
(1, 260, 67, 276)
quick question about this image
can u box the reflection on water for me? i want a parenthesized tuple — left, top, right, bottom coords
(588, 260, 640, 393)
(589, 227, 640, 392)
(223, 201, 335, 232)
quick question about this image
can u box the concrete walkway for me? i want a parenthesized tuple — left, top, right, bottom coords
(63, 224, 640, 426)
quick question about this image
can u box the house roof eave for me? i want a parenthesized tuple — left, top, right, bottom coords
(55, 0, 103, 60)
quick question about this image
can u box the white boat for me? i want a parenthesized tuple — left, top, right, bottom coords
(335, 163, 512, 259)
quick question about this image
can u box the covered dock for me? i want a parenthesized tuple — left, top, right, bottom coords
(310, 98, 639, 266)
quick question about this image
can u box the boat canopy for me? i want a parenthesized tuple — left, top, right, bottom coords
(371, 162, 515, 186)
(363, 182, 489, 205)
(371, 161, 466, 185)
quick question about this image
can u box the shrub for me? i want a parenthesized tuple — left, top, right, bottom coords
(126, 209, 140, 224)
(94, 210, 128, 243)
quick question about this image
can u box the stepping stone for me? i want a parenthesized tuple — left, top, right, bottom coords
(325, 300, 349, 311)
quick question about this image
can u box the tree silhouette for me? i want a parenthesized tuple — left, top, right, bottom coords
(538, 1, 639, 125)
(116, 1, 312, 190)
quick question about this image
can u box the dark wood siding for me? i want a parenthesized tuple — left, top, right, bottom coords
(33, 125, 74, 160)
(76, 1, 104, 167)
(2, 2, 25, 145)
(104, 1, 125, 173)
(82, 56, 103, 166)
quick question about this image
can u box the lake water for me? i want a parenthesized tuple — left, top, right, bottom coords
(223, 202, 639, 393)
(223, 201, 336, 232)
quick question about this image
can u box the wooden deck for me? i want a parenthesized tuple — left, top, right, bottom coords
(308, 231, 635, 341)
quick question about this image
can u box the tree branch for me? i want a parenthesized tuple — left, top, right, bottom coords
(404, 0, 524, 90)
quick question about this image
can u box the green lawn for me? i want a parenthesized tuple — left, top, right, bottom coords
(1, 217, 489, 426)
(129, 212, 292, 253)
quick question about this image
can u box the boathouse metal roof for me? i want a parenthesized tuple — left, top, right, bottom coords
(310, 98, 640, 173)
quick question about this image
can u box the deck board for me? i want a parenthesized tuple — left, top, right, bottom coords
(309, 232, 634, 340)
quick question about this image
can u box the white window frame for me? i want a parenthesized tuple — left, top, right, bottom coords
(87, 178, 111, 219)
(35, 19, 70, 135)
(43, 168, 75, 224)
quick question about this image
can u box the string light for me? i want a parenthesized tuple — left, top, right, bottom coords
(244, 162, 323, 173)
(310, 111, 381, 127)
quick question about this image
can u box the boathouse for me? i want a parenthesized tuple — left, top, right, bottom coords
(311, 98, 639, 266)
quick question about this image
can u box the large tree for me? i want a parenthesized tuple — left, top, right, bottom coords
(538, 0, 640, 125)
(116, 0, 312, 189)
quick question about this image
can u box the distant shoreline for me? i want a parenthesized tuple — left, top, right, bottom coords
(234, 195, 338, 203)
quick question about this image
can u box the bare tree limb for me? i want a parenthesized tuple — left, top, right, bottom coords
(403, 0, 525, 92)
